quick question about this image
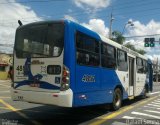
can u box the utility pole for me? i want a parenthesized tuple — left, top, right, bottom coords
(109, 12, 114, 39)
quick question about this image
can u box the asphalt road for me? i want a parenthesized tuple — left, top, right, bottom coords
(0, 80, 160, 125)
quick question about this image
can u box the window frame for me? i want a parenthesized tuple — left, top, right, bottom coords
(117, 49, 128, 71)
(75, 31, 100, 67)
(136, 57, 144, 74)
(101, 42, 117, 69)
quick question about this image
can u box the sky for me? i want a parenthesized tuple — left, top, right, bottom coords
(0, 0, 160, 63)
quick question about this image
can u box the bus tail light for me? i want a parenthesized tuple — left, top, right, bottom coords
(61, 65, 70, 91)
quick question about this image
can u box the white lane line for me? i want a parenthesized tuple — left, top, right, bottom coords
(144, 110, 160, 114)
(151, 102, 160, 105)
(147, 104, 160, 107)
(149, 91, 160, 95)
(122, 116, 142, 119)
(131, 112, 160, 119)
(153, 100, 160, 103)
(0, 83, 10, 88)
(111, 121, 126, 125)
(144, 106, 158, 109)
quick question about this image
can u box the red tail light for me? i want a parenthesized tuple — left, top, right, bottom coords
(61, 65, 70, 91)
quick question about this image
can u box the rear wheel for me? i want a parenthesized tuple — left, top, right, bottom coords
(111, 88, 122, 111)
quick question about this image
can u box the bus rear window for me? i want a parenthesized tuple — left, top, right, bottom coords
(15, 23, 64, 58)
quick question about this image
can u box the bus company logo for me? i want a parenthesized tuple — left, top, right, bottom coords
(82, 75, 95, 83)
(31, 60, 44, 65)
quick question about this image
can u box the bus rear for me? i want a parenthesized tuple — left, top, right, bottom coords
(11, 21, 73, 107)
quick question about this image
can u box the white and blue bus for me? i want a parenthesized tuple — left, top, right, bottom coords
(11, 20, 153, 110)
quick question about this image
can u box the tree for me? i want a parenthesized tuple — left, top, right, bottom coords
(124, 43, 136, 51)
(136, 49, 146, 55)
(111, 31, 125, 45)
(111, 31, 146, 55)
(124, 43, 146, 55)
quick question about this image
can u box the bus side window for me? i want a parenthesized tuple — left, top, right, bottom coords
(143, 60, 148, 73)
(101, 42, 116, 69)
(117, 49, 128, 71)
(76, 31, 100, 67)
(136, 57, 144, 73)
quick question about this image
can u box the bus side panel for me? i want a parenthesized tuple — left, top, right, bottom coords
(75, 65, 101, 92)
(73, 90, 113, 107)
(100, 68, 121, 90)
(63, 21, 76, 92)
(101, 68, 128, 100)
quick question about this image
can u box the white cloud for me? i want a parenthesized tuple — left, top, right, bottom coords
(0, 0, 42, 53)
(74, 0, 111, 10)
(82, 19, 109, 37)
(125, 19, 160, 62)
(64, 15, 78, 23)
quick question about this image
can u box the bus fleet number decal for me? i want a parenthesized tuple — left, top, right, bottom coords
(16, 65, 24, 72)
(82, 75, 95, 83)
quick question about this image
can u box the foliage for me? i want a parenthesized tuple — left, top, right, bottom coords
(111, 31, 125, 45)
(111, 30, 146, 55)
(124, 43, 146, 55)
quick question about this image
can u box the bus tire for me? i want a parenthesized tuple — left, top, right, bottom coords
(111, 88, 122, 111)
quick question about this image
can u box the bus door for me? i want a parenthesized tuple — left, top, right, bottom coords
(128, 57, 135, 96)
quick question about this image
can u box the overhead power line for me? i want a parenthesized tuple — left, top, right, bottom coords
(125, 34, 160, 38)
(0, 0, 65, 4)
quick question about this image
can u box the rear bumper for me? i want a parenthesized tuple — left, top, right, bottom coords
(11, 88, 73, 107)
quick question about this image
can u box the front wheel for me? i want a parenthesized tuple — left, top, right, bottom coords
(111, 88, 122, 111)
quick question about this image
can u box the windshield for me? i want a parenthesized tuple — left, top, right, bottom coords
(15, 22, 64, 58)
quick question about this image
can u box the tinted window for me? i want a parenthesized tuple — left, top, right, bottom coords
(136, 57, 144, 73)
(15, 23, 64, 58)
(143, 60, 148, 73)
(76, 31, 100, 66)
(117, 49, 128, 71)
(101, 42, 116, 69)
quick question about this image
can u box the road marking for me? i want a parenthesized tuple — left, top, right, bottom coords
(0, 83, 10, 88)
(0, 99, 42, 125)
(122, 116, 142, 119)
(111, 121, 126, 125)
(144, 105, 158, 109)
(0, 80, 11, 82)
(149, 91, 160, 95)
(89, 96, 159, 125)
(0, 106, 43, 113)
(0, 106, 10, 110)
(147, 104, 160, 107)
(131, 111, 160, 119)
(153, 100, 160, 103)
(151, 102, 160, 105)
(144, 110, 160, 114)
